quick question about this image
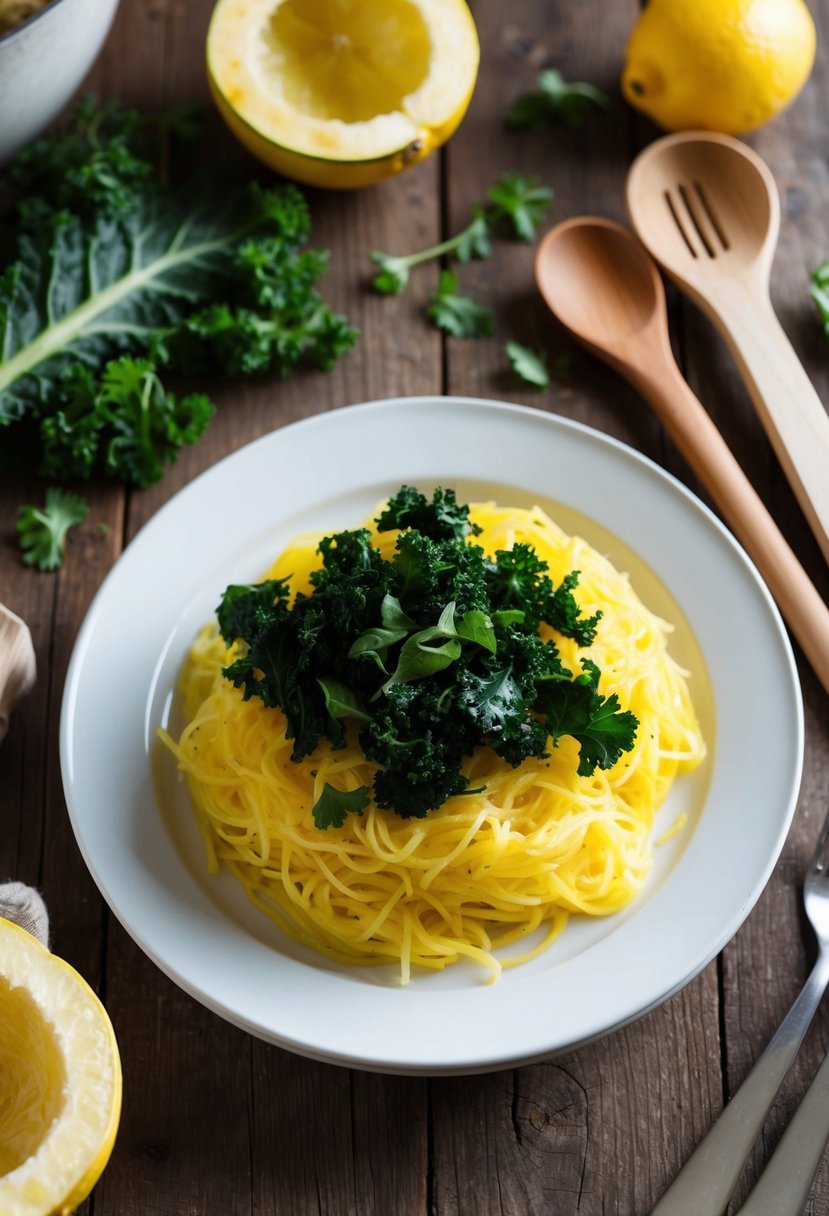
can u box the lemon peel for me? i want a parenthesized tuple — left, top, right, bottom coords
(206, 0, 480, 189)
(0, 917, 121, 1216)
(621, 0, 815, 135)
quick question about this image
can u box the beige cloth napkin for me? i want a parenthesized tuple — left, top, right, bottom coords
(0, 881, 49, 948)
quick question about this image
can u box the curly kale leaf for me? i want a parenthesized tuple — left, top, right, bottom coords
(39, 357, 213, 488)
(312, 783, 371, 830)
(536, 659, 638, 776)
(216, 487, 640, 822)
(375, 485, 482, 541)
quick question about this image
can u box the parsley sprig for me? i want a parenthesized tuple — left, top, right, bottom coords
(17, 488, 89, 571)
(218, 487, 637, 826)
(370, 172, 552, 297)
(507, 70, 612, 132)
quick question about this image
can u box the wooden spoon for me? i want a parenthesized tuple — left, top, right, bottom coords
(535, 216, 829, 696)
(626, 131, 829, 567)
(0, 604, 36, 743)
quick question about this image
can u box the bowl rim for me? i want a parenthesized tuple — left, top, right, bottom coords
(0, 0, 69, 46)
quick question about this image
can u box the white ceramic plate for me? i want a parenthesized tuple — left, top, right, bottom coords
(61, 397, 803, 1074)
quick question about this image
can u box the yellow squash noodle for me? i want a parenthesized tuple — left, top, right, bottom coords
(160, 502, 705, 983)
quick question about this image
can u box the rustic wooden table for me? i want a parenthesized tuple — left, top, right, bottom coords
(2, 0, 829, 1212)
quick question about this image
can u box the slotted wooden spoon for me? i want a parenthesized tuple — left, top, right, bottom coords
(0, 604, 36, 743)
(626, 130, 829, 567)
(535, 216, 829, 696)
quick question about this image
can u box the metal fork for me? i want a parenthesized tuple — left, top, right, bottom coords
(651, 808, 829, 1215)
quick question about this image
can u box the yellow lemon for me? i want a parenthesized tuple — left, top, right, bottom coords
(621, 0, 816, 135)
(206, 0, 480, 189)
(0, 918, 121, 1216)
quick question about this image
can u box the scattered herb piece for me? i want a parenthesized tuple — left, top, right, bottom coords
(810, 261, 829, 334)
(370, 172, 551, 295)
(506, 341, 550, 388)
(17, 487, 89, 571)
(218, 486, 636, 824)
(426, 271, 494, 338)
(485, 173, 553, 242)
(507, 69, 612, 132)
(312, 783, 372, 830)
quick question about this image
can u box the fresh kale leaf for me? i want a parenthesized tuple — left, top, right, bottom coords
(312, 783, 371, 830)
(537, 660, 638, 776)
(0, 98, 357, 496)
(38, 357, 214, 488)
(426, 271, 493, 338)
(375, 485, 482, 541)
(547, 571, 602, 646)
(17, 487, 89, 571)
(217, 487, 639, 822)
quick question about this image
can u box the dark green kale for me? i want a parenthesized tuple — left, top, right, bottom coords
(216, 487, 638, 824)
(375, 485, 482, 541)
(312, 783, 371, 830)
(0, 98, 357, 492)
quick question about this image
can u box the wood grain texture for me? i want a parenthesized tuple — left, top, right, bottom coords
(0, 0, 827, 1213)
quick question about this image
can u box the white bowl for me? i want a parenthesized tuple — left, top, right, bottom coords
(0, 0, 120, 165)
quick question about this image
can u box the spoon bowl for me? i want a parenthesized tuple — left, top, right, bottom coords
(626, 130, 779, 296)
(535, 217, 662, 349)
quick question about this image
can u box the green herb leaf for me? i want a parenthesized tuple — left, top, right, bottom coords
(507, 69, 612, 132)
(486, 173, 553, 242)
(370, 252, 410, 295)
(16, 487, 89, 571)
(810, 260, 829, 334)
(537, 660, 638, 776)
(455, 609, 497, 653)
(426, 271, 493, 338)
(312, 783, 371, 830)
(317, 678, 372, 722)
(506, 341, 550, 388)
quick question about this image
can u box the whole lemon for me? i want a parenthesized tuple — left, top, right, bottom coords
(621, 0, 816, 135)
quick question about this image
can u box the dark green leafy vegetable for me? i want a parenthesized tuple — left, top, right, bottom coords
(0, 98, 357, 488)
(426, 272, 494, 338)
(39, 358, 214, 488)
(506, 341, 550, 388)
(312, 783, 372, 830)
(17, 487, 89, 571)
(507, 70, 612, 132)
(217, 486, 637, 823)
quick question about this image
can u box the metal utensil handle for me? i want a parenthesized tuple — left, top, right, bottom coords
(651, 948, 829, 1215)
(735, 1038, 829, 1216)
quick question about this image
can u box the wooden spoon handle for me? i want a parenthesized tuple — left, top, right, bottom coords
(709, 289, 829, 567)
(0, 605, 36, 742)
(630, 357, 829, 696)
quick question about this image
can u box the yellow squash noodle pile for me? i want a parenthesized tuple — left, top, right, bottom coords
(160, 502, 705, 983)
